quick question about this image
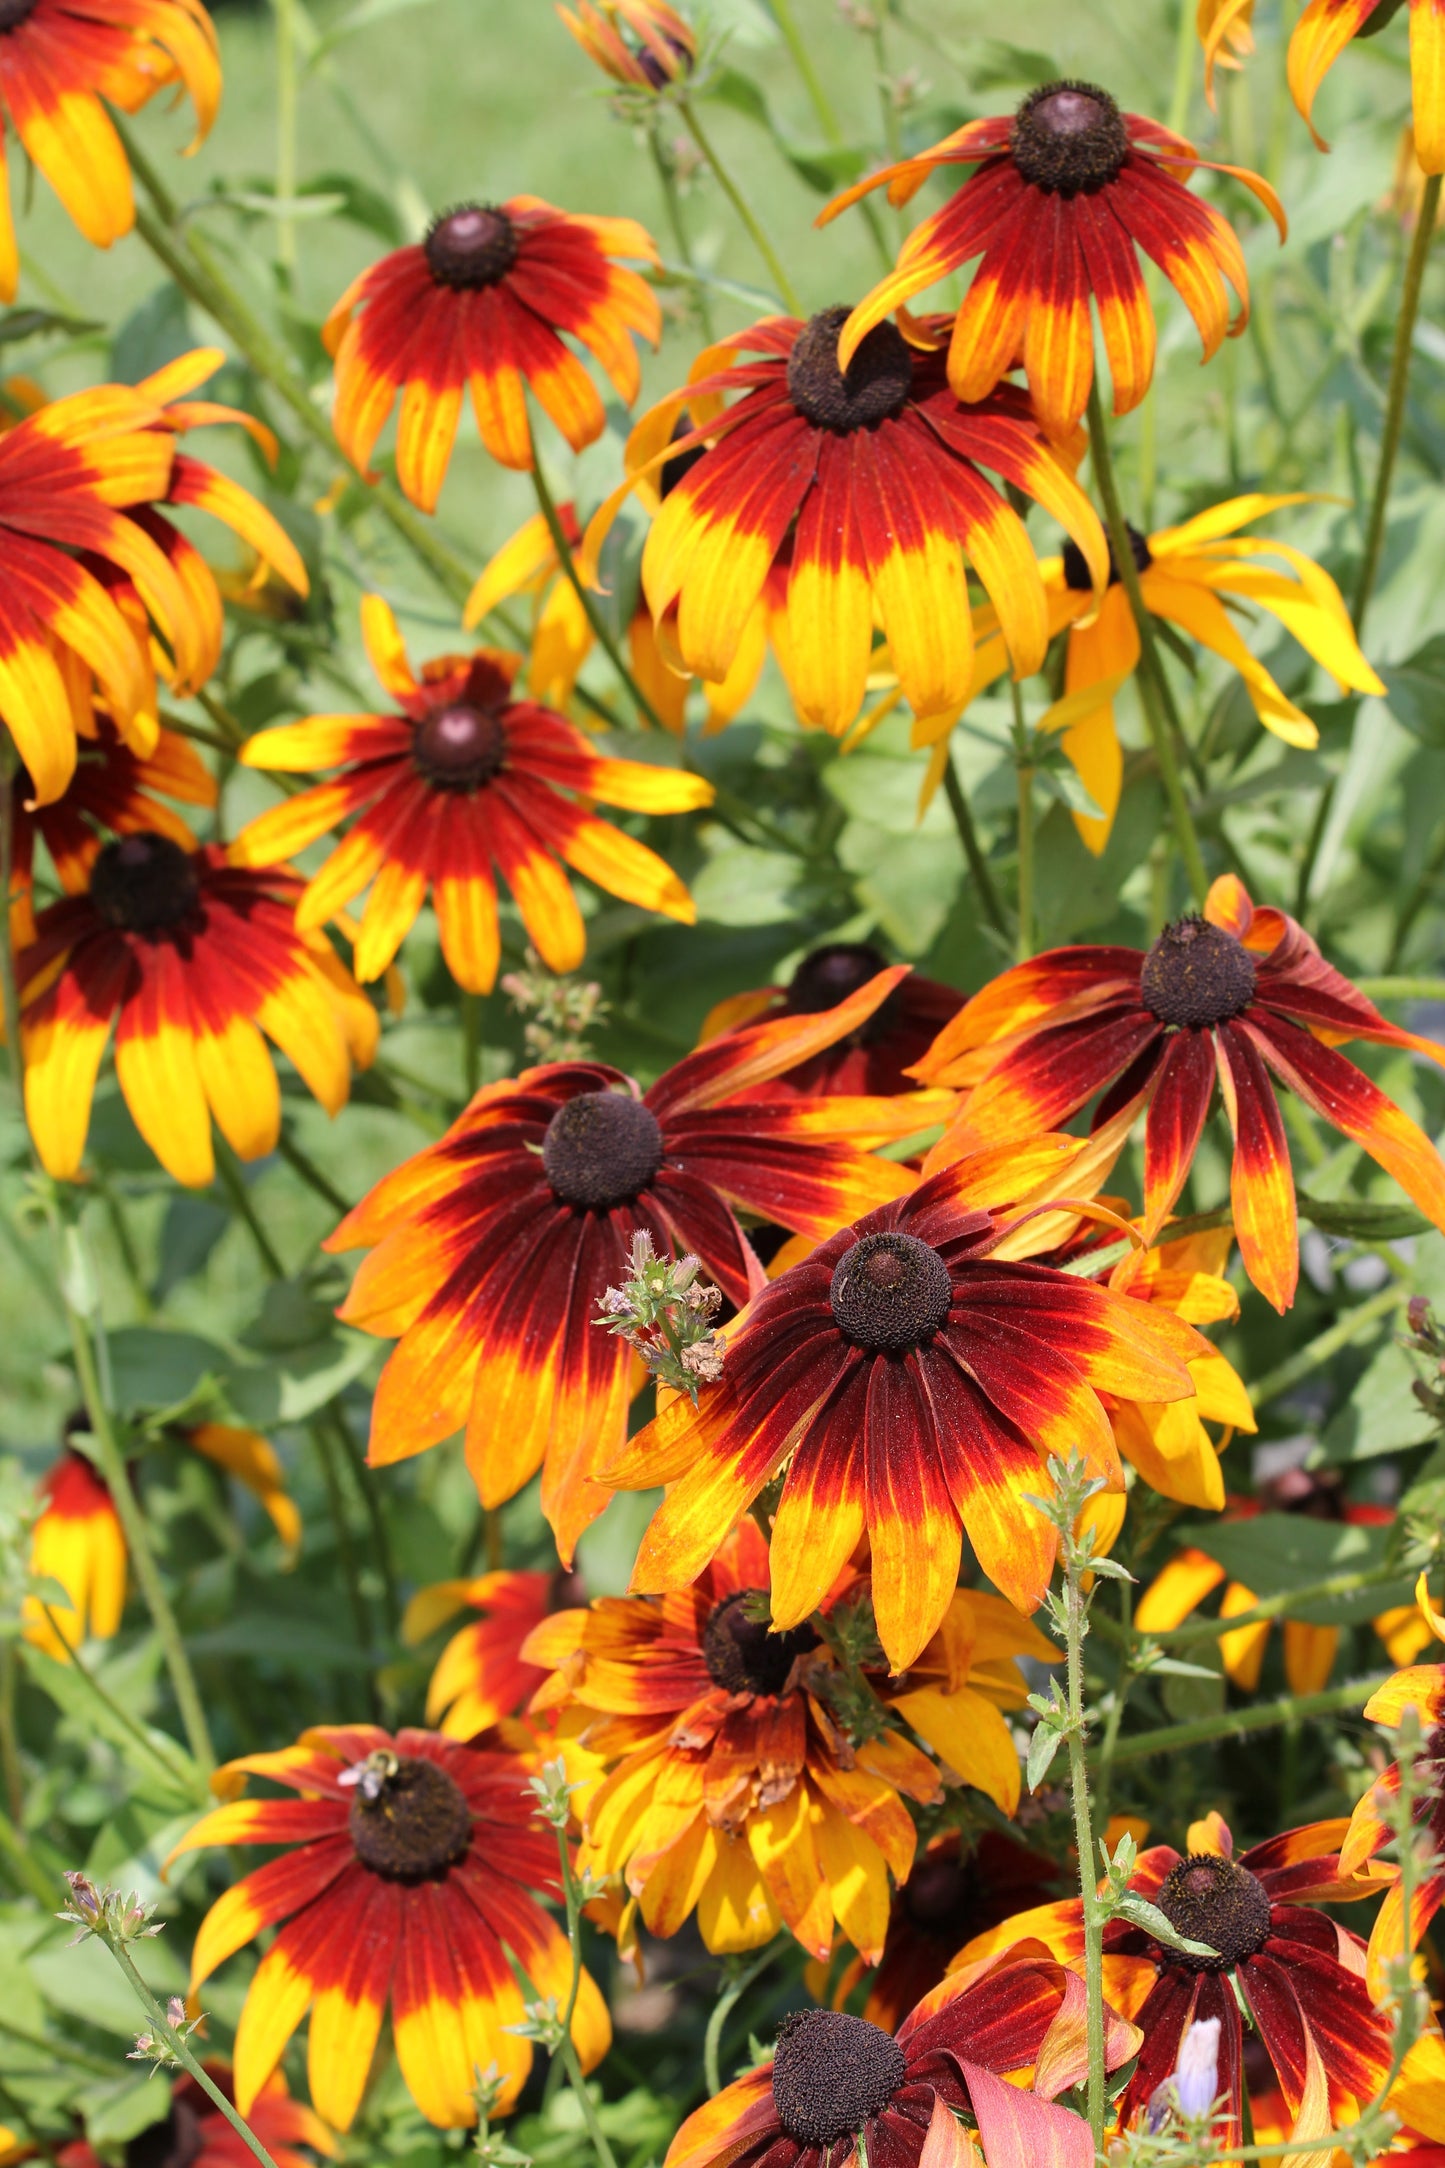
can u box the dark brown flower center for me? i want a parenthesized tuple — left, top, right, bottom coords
(787, 306, 913, 434)
(902, 1851, 981, 1939)
(783, 941, 903, 1045)
(772, 2009, 908, 2146)
(659, 424, 706, 499)
(702, 1590, 819, 1697)
(411, 702, 507, 791)
(424, 205, 519, 289)
(1140, 916, 1257, 1030)
(89, 833, 201, 935)
(348, 1755, 473, 1881)
(541, 1089, 665, 1210)
(830, 1231, 952, 1353)
(0, 0, 39, 29)
(1153, 1853, 1273, 1971)
(125, 2102, 204, 2168)
(1063, 521, 1152, 593)
(1011, 80, 1130, 195)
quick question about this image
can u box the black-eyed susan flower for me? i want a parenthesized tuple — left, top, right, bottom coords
(0, 0, 219, 299)
(557, 0, 695, 88)
(957, 1810, 1392, 2148)
(1199, 0, 1256, 103)
(1291, 1, 1445, 172)
(23, 1446, 125, 1657)
(169, 1724, 610, 2131)
(605, 1136, 1204, 1672)
(404, 1568, 579, 1738)
(323, 198, 661, 504)
(17, 832, 377, 1188)
(524, 1522, 943, 1961)
(916, 496, 1384, 856)
(324, 969, 945, 1563)
(913, 875, 1445, 1314)
(580, 310, 1109, 739)
(856, 1830, 1063, 2035)
(1340, 1576, 1445, 1998)
(231, 598, 711, 994)
(57, 2066, 333, 2168)
(698, 942, 965, 1101)
(663, 1952, 1138, 2168)
(187, 1422, 301, 1556)
(818, 83, 1284, 441)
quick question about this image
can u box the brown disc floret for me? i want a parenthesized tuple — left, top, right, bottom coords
(1153, 1852, 1273, 1972)
(771, 2009, 909, 2146)
(830, 1231, 953, 1352)
(412, 703, 508, 791)
(424, 205, 520, 289)
(787, 307, 914, 433)
(1010, 81, 1131, 195)
(89, 833, 201, 935)
(702, 1589, 819, 1697)
(1140, 915, 1258, 1030)
(542, 1089, 666, 1210)
(347, 1756, 473, 1881)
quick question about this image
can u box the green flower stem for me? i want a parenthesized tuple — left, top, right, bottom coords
(0, 732, 24, 1109)
(1011, 682, 1034, 961)
(551, 1825, 620, 2168)
(649, 123, 714, 340)
(34, 1600, 202, 1799)
(1248, 1282, 1402, 1408)
(0, 1804, 60, 1907)
(677, 94, 803, 314)
(1060, 1544, 1106, 2145)
(1353, 172, 1443, 631)
(275, 1128, 350, 1215)
(1356, 974, 1445, 1001)
(59, 1236, 215, 1776)
(529, 452, 670, 735)
(214, 1141, 286, 1278)
(1101, 1674, 1390, 1768)
(1090, 1574, 1134, 1835)
(1086, 379, 1209, 905)
(273, 0, 299, 277)
(0, 1644, 20, 1822)
(704, 1944, 779, 2097)
(766, 0, 892, 272)
(324, 1403, 399, 1638)
(942, 750, 1009, 937)
(462, 989, 482, 1099)
(100, 1935, 284, 2168)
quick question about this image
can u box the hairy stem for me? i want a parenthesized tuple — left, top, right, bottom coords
(1062, 1553, 1106, 2144)
(102, 1936, 283, 2168)
(552, 1825, 619, 2168)
(942, 751, 1009, 936)
(1101, 1673, 1390, 1767)
(677, 94, 803, 313)
(704, 1944, 778, 2097)
(1353, 172, 1442, 631)
(1011, 681, 1034, 961)
(530, 453, 669, 733)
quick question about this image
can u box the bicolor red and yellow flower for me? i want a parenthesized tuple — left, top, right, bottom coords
(404, 1568, 577, 1739)
(170, 1723, 610, 2130)
(819, 80, 1284, 439)
(913, 496, 1383, 855)
(558, 0, 695, 88)
(324, 197, 660, 501)
(0, 0, 220, 300)
(606, 1130, 1207, 1671)
(955, 1810, 1400, 2147)
(912, 875, 1445, 1312)
(579, 308, 1108, 740)
(1199, 0, 1256, 102)
(1290, 0, 1445, 174)
(57, 2067, 333, 2168)
(698, 942, 965, 1102)
(18, 832, 377, 1187)
(231, 597, 710, 994)
(325, 969, 947, 1562)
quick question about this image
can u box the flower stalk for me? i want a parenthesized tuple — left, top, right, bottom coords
(1354, 171, 1443, 631)
(526, 1761, 620, 2168)
(676, 93, 803, 313)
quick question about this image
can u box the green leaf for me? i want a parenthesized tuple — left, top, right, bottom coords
(703, 65, 771, 127)
(0, 306, 101, 347)
(1298, 1191, 1432, 1239)
(1026, 1719, 1065, 1791)
(81, 2071, 173, 2148)
(690, 837, 810, 927)
(1382, 636, 1445, 747)
(308, 0, 441, 61)
(777, 142, 868, 194)
(23, 1648, 202, 1806)
(1113, 1892, 1218, 1960)
(968, 40, 1059, 89)
(1182, 1514, 1414, 1623)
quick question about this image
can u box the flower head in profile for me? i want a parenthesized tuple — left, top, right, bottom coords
(558, 0, 695, 88)
(404, 1568, 583, 1738)
(232, 597, 711, 993)
(169, 1724, 610, 2131)
(606, 1134, 1205, 1670)
(0, 0, 220, 298)
(18, 833, 378, 1187)
(323, 196, 661, 503)
(819, 81, 1284, 439)
(698, 941, 966, 1101)
(57, 2066, 333, 2168)
(325, 969, 942, 1561)
(1198, 0, 1256, 103)
(957, 1810, 1392, 2147)
(1290, 0, 1445, 173)
(912, 874, 1445, 1312)
(663, 1952, 1136, 2168)
(581, 308, 1108, 739)
(917, 496, 1383, 855)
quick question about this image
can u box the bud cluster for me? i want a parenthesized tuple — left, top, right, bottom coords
(501, 949, 609, 1062)
(596, 1229, 724, 1401)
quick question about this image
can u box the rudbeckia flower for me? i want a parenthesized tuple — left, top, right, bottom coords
(231, 598, 711, 994)
(606, 1135, 1205, 1670)
(916, 497, 1384, 856)
(187, 1422, 301, 1556)
(957, 1811, 1391, 2147)
(404, 1568, 579, 1738)
(323, 198, 661, 504)
(1290, 0, 1445, 172)
(170, 1724, 611, 2130)
(913, 875, 1445, 1313)
(699, 941, 965, 1101)
(1199, 0, 1256, 103)
(17, 833, 378, 1187)
(820, 83, 1284, 442)
(1136, 1475, 1423, 1695)
(523, 1521, 944, 1961)
(23, 1447, 125, 1658)
(0, 0, 220, 299)
(663, 1952, 1137, 2168)
(1340, 1576, 1445, 1998)
(580, 309, 1109, 739)
(324, 969, 943, 1561)
(57, 2066, 333, 2168)
(558, 0, 695, 87)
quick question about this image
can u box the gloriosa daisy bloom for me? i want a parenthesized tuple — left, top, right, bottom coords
(171, 1724, 611, 2130)
(324, 196, 661, 502)
(698, 942, 965, 1102)
(232, 597, 710, 993)
(557, 0, 695, 88)
(913, 875, 1445, 1312)
(916, 495, 1383, 856)
(1290, 0, 1445, 173)
(820, 80, 1285, 439)
(581, 309, 1108, 739)
(1198, 0, 1257, 103)
(0, 0, 220, 298)
(403, 1567, 580, 1738)
(57, 2065, 333, 2168)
